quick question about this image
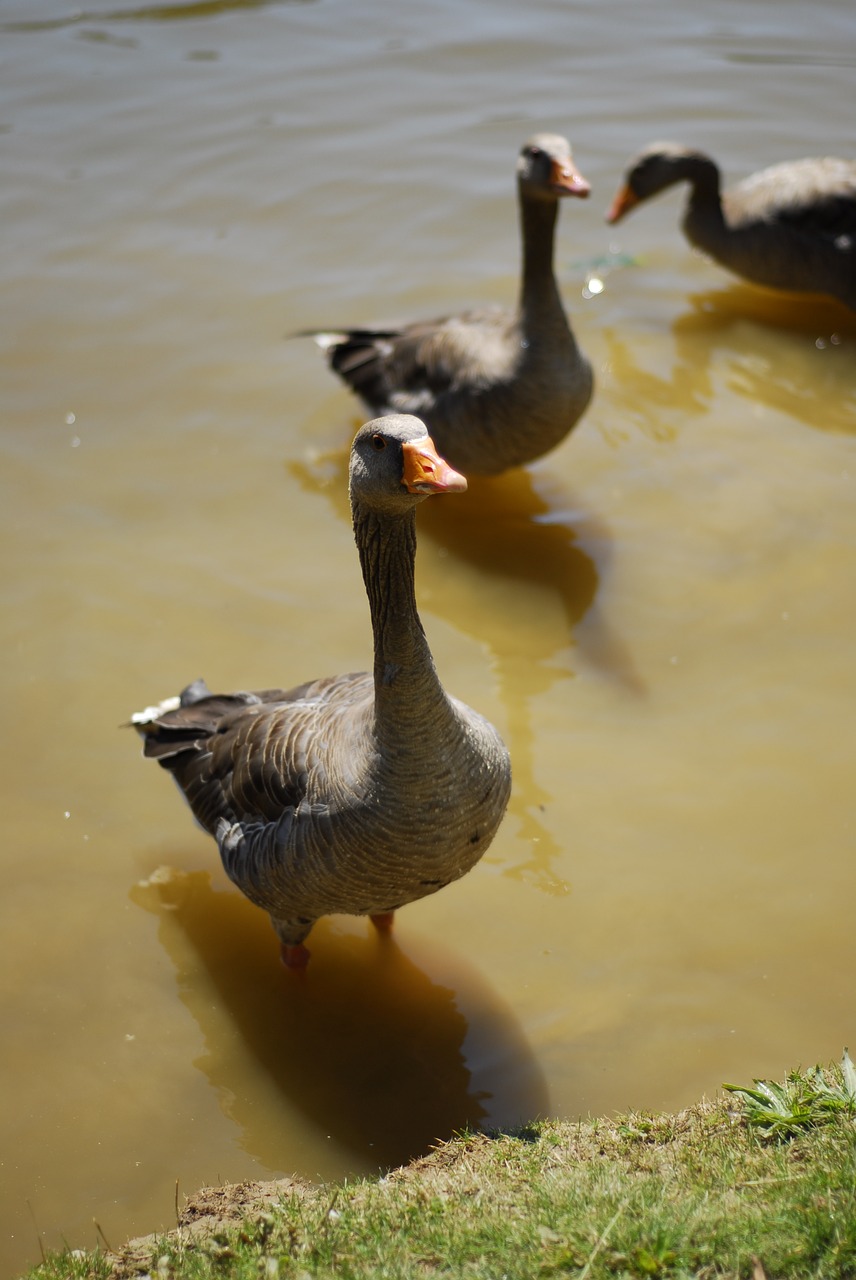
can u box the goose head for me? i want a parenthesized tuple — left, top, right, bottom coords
(349, 415, 468, 516)
(516, 133, 590, 204)
(606, 143, 716, 223)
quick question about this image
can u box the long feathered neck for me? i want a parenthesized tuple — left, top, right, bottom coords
(677, 153, 723, 217)
(518, 188, 565, 327)
(352, 500, 446, 714)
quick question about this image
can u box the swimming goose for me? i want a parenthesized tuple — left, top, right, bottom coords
(303, 134, 594, 475)
(132, 416, 511, 970)
(606, 142, 856, 308)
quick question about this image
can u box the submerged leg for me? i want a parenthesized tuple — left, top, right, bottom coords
(370, 911, 395, 934)
(272, 914, 314, 974)
(279, 941, 311, 973)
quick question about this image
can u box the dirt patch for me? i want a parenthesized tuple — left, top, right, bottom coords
(107, 1177, 311, 1278)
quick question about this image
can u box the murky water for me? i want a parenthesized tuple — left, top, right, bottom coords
(2, 0, 855, 1272)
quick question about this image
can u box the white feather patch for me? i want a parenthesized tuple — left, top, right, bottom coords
(311, 332, 347, 351)
(131, 694, 182, 725)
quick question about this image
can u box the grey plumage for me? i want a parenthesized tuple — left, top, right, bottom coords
(607, 142, 856, 308)
(302, 134, 594, 476)
(132, 416, 511, 969)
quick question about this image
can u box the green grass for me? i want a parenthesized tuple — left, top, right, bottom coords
(25, 1056, 856, 1280)
(723, 1049, 856, 1139)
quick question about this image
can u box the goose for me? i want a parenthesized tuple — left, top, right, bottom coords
(606, 142, 856, 309)
(132, 416, 512, 971)
(303, 134, 594, 475)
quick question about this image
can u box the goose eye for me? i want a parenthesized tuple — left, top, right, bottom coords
(371, 434, 387, 451)
(526, 145, 543, 159)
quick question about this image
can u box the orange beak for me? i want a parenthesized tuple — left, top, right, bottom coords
(605, 183, 640, 224)
(402, 437, 467, 495)
(550, 157, 591, 198)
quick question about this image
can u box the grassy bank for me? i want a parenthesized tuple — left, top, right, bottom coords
(26, 1057, 856, 1280)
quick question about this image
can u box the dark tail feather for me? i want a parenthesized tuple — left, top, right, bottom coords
(130, 680, 259, 767)
(295, 327, 402, 408)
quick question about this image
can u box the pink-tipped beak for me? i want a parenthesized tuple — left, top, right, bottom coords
(605, 183, 640, 224)
(402, 437, 467, 494)
(550, 157, 591, 198)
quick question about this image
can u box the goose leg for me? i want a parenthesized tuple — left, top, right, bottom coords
(370, 911, 395, 933)
(272, 915, 313, 973)
(279, 941, 311, 973)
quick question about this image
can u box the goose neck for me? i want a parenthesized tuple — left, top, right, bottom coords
(682, 154, 723, 216)
(353, 503, 443, 703)
(518, 189, 563, 318)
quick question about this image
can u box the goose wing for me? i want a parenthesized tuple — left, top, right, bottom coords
(135, 673, 372, 834)
(729, 157, 856, 240)
(307, 308, 514, 413)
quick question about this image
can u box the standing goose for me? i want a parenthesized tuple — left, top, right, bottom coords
(132, 416, 511, 971)
(303, 134, 594, 475)
(606, 142, 856, 309)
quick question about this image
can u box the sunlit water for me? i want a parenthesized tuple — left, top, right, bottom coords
(2, 0, 855, 1272)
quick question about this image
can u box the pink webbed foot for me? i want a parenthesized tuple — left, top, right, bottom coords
(280, 941, 311, 973)
(370, 911, 395, 934)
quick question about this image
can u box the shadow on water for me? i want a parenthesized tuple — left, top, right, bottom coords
(288, 444, 642, 896)
(132, 868, 549, 1174)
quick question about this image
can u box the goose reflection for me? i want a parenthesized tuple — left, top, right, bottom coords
(673, 285, 856, 436)
(678, 281, 856, 337)
(602, 285, 855, 439)
(417, 464, 646, 889)
(132, 868, 548, 1174)
(600, 324, 713, 442)
(289, 444, 637, 896)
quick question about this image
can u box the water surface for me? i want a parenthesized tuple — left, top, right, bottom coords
(1, 0, 855, 1272)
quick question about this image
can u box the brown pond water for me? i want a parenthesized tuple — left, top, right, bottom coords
(2, 0, 855, 1272)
